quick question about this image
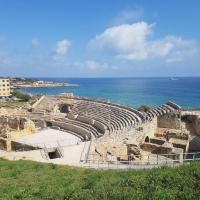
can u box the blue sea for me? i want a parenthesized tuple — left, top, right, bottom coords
(20, 77, 200, 109)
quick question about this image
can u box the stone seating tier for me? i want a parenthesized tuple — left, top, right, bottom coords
(70, 100, 140, 132)
(31, 96, 182, 140)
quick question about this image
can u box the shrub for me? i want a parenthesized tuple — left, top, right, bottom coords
(12, 91, 31, 102)
(138, 105, 151, 112)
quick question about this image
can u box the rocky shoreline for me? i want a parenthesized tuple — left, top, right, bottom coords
(10, 77, 79, 89)
(15, 83, 79, 88)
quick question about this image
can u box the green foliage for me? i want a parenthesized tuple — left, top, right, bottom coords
(138, 105, 151, 112)
(12, 90, 31, 102)
(0, 160, 200, 199)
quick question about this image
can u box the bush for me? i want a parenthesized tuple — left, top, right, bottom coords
(12, 91, 31, 102)
(138, 105, 151, 112)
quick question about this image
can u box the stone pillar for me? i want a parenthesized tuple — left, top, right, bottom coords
(179, 153, 183, 164)
(17, 118, 20, 131)
(6, 139, 12, 151)
(6, 131, 12, 151)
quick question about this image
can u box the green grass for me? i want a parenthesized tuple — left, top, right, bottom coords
(0, 160, 200, 200)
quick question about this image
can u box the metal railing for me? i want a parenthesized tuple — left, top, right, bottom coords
(83, 152, 200, 170)
(79, 140, 92, 163)
(80, 141, 87, 162)
(57, 142, 64, 157)
(85, 140, 92, 163)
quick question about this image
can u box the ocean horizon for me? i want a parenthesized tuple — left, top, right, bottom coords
(20, 77, 200, 109)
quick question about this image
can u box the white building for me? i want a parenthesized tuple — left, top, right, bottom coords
(0, 78, 11, 97)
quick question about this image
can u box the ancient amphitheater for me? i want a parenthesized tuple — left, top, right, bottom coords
(0, 94, 200, 169)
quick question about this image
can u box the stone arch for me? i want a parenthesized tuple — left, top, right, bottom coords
(58, 104, 72, 113)
(46, 121, 53, 127)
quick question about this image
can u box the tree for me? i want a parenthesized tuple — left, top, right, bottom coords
(12, 91, 31, 102)
(138, 105, 151, 112)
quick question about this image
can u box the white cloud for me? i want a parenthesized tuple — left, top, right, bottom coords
(113, 8, 144, 25)
(31, 38, 40, 48)
(73, 60, 111, 71)
(53, 39, 71, 61)
(85, 60, 108, 70)
(89, 22, 198, 62)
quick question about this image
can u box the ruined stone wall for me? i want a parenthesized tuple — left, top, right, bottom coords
(189, 136, 200, 151)
(193, 116, 200, 136)
(0, 117, 27, 131)
(157, 114, 181, 129)
(90, 118, 158, 159)
(187, 115, 200, 151)
(33, 120, 47, 129)
(140, 143, 172, 154)
(0, 117, 20, 129)
(142, 118, 157, 139)
(0, 138, 7, 150)
(11, 141, 39, 151)
(0, 117, 17, 130)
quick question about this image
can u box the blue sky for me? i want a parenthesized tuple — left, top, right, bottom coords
(0, 0, 200, 77)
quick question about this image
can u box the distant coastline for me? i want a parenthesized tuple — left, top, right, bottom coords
(11, 77, 79, 89)
(19, 77, 200, 109)
(15, 83, 79, 89)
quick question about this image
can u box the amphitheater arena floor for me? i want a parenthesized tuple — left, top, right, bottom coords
(14, 128, 81, 148)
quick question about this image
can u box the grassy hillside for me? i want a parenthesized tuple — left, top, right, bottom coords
(0, 159, 200, 200)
